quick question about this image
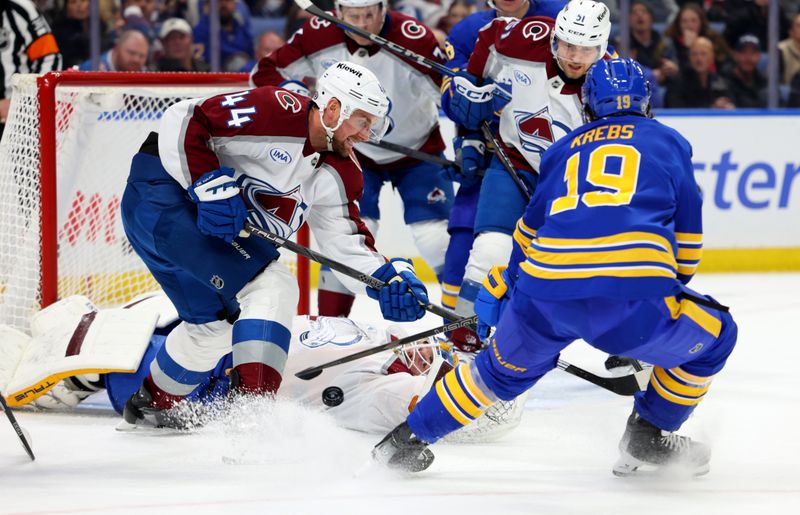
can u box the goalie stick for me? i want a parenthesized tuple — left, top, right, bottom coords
(1, 393, 35, 460)
(242, 223, 644, 394)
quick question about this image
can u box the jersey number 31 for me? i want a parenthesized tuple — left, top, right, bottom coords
(549, 143, 641, 216)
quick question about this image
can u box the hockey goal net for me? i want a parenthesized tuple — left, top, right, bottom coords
(0, 72, 309, 332)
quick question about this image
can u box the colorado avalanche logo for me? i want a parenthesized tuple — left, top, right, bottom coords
(515, 107, 555, 154)
(427, 187, 447, 204)
(240, 177, 307, 238)
(299, 318, 369, 348)
(275, 90, 301, 113)
(522, 20, 550, 42)
(401, 20, 426, 40)
(310, 14, 332, 30)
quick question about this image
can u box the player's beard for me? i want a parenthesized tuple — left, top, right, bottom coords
(332, 136, 356, 158)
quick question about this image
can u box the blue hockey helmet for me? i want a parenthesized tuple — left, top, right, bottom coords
(582, 58, 651, 119)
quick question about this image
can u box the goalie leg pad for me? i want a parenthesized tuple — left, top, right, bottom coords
(231, 262, 297, 394)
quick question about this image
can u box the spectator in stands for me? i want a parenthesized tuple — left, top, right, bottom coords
(779, 13, 800, 86)
(606, 0, 679, 24)
(120, 0, 158, 41)
(724, 34, 767, 108)
(51, 0, 113, 69)
(155, 17, 209, 72)
(664, 2, 731, 73)
(79, 29, 150, 71)
(239, 30, 284, 72)
(725, 0, 790, 52)
(283, 0, 332, 40)
(0, 0, 62, 135)
(194, 0, 254, 71)
(788, 71, 800, 107)
(437, 0, 475, 34)
(629, 0, 679, 86)
(665, 35, 734, 108)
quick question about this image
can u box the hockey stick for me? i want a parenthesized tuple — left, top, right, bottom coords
(479, 122, 533, 200)
(295, 316, 478, 380)
(0, 393, 35, 460)
(364, 139, 457, 169)
(557, 360, 648, 396)
(242, 222, 462, 322)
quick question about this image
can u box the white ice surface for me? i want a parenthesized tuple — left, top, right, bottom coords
(1, 273, 799, 515)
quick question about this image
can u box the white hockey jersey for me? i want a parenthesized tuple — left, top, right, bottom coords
(468, 17, 591, 173)
(250, 10, 446, 169)
(158, 86, 384, 295)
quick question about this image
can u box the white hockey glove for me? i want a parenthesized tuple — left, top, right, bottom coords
(31, 374, 105, 410)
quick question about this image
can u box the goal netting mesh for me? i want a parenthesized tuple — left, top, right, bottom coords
(0, 73, 306, 333)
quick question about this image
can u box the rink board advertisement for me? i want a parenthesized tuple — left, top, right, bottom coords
(433, 112, 800, 272)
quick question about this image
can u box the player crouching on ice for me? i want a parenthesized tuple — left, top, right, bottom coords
(118, 61, 430, 429)
(0, 293, 525, 442)
(372, 58, 738, 476)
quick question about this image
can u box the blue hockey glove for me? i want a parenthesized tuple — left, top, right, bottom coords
(474, 265, 511, 340)
(367, 258, 429, 322)
(187, 167, 248, 243)
(449, 72, 496, 130)
(278, 79, 310, 97)
(442, 133, 486, 188)
(493, 80, 512, 114)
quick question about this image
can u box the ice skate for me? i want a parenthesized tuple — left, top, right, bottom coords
(372, 422, 434, 473)
(118, 384, 200, 432)
(613, 411, 711, 477)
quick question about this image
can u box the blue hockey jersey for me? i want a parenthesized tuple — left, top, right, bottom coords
(509, 114, 703, 300)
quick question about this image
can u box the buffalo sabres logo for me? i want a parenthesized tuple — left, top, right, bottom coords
(401, 20, 426, 40)
(240, 177, 307, 238)
(275, 90, 301, 113)
(522, 20, 550, 42)
(310, 14, 332, 30)
(444, 40, 455, 60)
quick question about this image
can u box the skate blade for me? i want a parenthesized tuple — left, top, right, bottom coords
(613, 451, 710, 478)
(115, 419, 190, 436)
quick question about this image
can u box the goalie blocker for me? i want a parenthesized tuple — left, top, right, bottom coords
(1, 293, 526, 440)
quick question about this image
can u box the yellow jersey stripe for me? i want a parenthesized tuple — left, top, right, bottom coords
(653, 367, 710, 398)
(436, 379, 471, 425)
(535, 232, 673, 253)
(517, 218, 537, 238)
(677, 264, 699, 276)
(527, 247, 677, 268)
(461, 364, 494, 406)
(521, 261, 677, 280)
(649, 374, 704, 406)
(677, 248, 703, 261)
(444, 370, 483, 418)
(664, 297, 722, 337)
(675, 232, 703, 244)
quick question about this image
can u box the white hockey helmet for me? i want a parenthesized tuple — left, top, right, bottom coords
(313, 61, 391, 147)
(551, 0, 611, 62)
(335, 0, 387, 14)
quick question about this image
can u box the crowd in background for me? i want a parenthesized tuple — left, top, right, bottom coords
(28, 0, 800, 108)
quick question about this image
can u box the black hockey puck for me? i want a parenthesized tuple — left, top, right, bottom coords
(322, 386, 344, 407)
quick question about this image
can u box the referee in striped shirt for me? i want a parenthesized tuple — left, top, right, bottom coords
(0, 0, 62, 134)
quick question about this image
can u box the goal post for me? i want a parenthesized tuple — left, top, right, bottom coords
(0, 71, 309, 332)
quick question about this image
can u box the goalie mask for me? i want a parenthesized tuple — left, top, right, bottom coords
(313, 61, 391, 150)
(383, 332, 456, 377)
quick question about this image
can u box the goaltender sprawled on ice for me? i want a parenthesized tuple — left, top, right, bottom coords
(0, 291, 523, 441)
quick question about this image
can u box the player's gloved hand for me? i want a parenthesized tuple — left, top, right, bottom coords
(474, 265, 511, 340)
(187, 167, 248, 243)
(449, 72, 496, 130)
(278, 79, 310, 97)
(31, 374, 105, 410)
(367, 258, 429, 322)
(492, 80, 512, 114)
(442, 132, 486, 188)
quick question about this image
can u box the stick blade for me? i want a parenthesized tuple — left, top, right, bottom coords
(295, 368, 323, 381)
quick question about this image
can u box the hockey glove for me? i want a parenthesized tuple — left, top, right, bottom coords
(367, 258, 429, 322)
(442, 133, 486, 188)
(188, 167, 248, 243)
(278, 79, 310, 97)
(449, 72, 496, 130)
(474, 265, 511, 341)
